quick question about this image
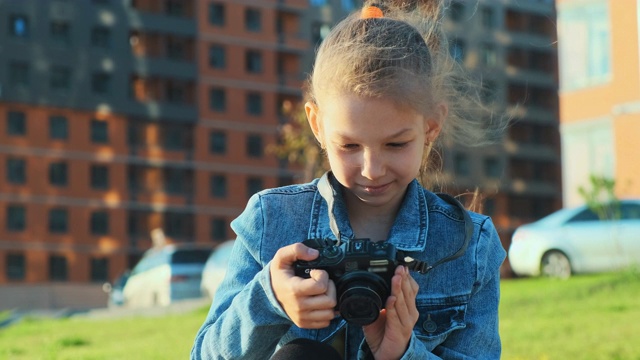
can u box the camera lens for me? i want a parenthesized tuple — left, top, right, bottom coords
(336, 271, 389, 326)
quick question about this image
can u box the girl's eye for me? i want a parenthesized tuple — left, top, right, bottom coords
(339, 144, 359, 150)
(388, 142, 408, 148)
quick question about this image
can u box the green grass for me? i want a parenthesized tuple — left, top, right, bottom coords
(500, 268, 640, 360)
(0, 270, 639, 359)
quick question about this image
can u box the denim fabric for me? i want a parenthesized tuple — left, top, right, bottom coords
(191, 175, 506, 360)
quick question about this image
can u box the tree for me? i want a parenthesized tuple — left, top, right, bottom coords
(577, 174, 620, 220)
(267, 101, 329, 182)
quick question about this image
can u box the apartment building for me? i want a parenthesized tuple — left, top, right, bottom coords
(0, 0, 307, 305)
(0, 0, 561, 302)
(557, 0, 640, 206)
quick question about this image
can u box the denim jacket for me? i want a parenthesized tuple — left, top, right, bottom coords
(191, 174, 506, 360)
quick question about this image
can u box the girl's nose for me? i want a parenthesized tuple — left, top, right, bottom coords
(360, 149, 385, 180)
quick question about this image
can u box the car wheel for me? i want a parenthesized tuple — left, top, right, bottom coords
(541, 251, 572, 279)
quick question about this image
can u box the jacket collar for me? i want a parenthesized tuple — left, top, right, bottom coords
(310, 172, 428, 252)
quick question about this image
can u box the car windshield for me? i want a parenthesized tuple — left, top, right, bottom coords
(172, 249, 212, 264)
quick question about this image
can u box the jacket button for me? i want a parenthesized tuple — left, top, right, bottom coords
(423, 315, 437, 333)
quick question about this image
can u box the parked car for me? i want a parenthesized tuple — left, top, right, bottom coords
(103, 270, 130, 308)
(122, 243, 213, 307)
(201, 240, 235, 300)
(508, 199, 640, 278)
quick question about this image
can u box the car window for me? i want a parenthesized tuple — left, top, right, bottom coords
(621, 203, 640, 220)
(171, 249, 211, 264)
(567, 208, 599, 222)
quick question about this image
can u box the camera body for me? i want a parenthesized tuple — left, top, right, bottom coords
(294, 238, 406, 326)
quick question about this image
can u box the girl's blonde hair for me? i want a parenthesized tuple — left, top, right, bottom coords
(306, 1, 504, 187)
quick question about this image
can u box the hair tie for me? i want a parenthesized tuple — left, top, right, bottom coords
(361, 5, 384, 19)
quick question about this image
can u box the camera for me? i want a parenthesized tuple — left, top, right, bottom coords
(294, 238, 409, 326)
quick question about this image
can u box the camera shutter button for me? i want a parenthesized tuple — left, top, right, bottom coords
(323, 246, 341, 259)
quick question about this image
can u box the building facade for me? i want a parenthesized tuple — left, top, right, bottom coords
(0, 0, 306, 300)
(441, 0, 561, 275)
(557, 0, 640, 206)
(0, 0, 561, 304)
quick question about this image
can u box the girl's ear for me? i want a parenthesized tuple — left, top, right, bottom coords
(305, 101, 324, 144)
(425, 102, 447, 143)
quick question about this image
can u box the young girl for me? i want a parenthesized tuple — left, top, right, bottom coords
(192, 1, 506, 359)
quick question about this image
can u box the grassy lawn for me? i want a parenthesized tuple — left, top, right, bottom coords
(1, 269, 639, 359)
(500, 268, 640, 360)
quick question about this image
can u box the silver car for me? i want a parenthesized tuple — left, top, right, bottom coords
(508, 199, 640, 278)
(123, 243, 212, 307)
(200, 240, 235, 300)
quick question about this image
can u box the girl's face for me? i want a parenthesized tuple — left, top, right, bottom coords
(306, 94, 441, 212)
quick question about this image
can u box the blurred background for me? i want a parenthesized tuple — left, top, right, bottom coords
(0, 0, 638, 313)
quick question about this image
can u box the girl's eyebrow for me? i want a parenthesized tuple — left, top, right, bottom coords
(333, 128, 415, 140)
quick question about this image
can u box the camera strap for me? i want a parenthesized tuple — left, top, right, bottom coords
(317, 172, 474, 275)
(318, 172, 344, 245)
(404, 192, 474, 274)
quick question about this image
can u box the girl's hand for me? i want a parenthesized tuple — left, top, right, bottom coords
(363, 266, 419, 359)
(270, 243, 338, 329)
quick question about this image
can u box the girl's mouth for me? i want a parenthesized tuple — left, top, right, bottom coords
(361, 182, 391, 195)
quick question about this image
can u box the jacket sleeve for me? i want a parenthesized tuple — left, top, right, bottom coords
(191, 194, 292, 360)
(358, 217, 506, 360)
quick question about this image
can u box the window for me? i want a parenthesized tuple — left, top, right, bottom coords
(7, 205, 26, 231)
(92, 73, 111, 94)
(454, 152, 470, 176)
(164, 212, 191, 238)
(9, 14, 29, 38)
(166, 37, 185, 60)
(209, 45, 225, 68)
(209, 131, 227, 154)
(246, 92, 263, 115)
(90, 164, 109, 189)
(165, 168, 185, 194)
(484, 157, 501, 178)
(7, 158, 26, 184)
(209, 3, 225, 26)
(209, 88, 226, 111)
(449, 2, 465, 22)
(166, 81, 185, 103)
(245, 50, 263, 73)
(569, 208, 599, 222)
(481, 6, 495, 29)
(91, 119, 109, 143)
(481, 43, 497, 67)
(211, 218, 227, 241)
(621, 203, 640, 220)
(247, 177, 263, 198)
(49, 162, 68, 186)
(50, 21, 71, 45)
(483, 198, 496, 216)
(6, 253, 26, 280)
(9, 61, 29, 86)
(50, 66, 71, 90)
(90, 211, 109, 235)
(165, 0, 184, 17)
(481, 80, 498, 104)
(91, 26, 111, 48)
(90, 257, 109, 282)
(210, 174, 227, 198)
(558, 2, 611, 90)
(449, 39, 465, 63)
(49, 115, 68, 140)
(247, 134, 263, 158)
(245, 8, 261, 32)
(49, 255, 68, 281)
(7, 111, 26, 135)
(49, 208, 68, 233)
